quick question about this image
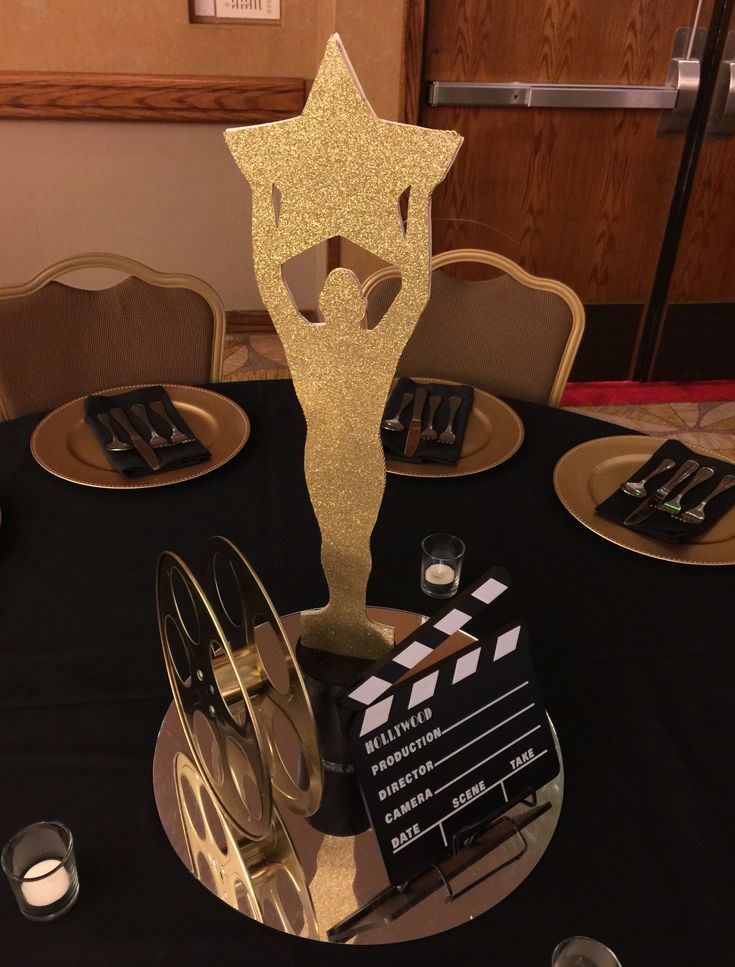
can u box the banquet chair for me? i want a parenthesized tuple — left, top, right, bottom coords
(363, 248, 585, 406)
(0, 252, 226, 421)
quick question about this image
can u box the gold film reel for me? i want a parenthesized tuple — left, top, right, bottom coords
(204, 536, 323, 817)
(157, 551, 272, 841)
(175, 752, 319, 939)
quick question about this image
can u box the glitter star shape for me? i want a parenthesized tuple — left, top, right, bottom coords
(224, 34, 462, 265)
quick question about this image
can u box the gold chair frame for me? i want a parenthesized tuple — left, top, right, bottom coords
(362, 248, 585, 407)
(0, 252, 226, 419)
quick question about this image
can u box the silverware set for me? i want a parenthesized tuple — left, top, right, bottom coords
(96, 403, 194, 471)
(383, 391, 464, 456)
(621, 458, 735, 526)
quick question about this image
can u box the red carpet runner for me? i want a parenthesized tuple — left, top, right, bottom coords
(561, 380, 735, 406)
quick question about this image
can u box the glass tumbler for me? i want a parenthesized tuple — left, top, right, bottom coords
(2, 821, 79, 921)
(551, 936, 622, 967)
(420, 533, 465, 598)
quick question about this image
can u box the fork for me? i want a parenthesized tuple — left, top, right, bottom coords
(131, 404, 169, 448)
(421, 395, 442, 441)
(438, 396, 462, 445)
(681, 473, 735, 524)
(661, 466, 715, 515)
(150, 401, 194, 445)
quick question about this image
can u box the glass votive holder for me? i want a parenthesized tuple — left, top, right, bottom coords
(551, 936, 622, 967)
(1, 821, 79, 921)
(420, 533, 465, 598)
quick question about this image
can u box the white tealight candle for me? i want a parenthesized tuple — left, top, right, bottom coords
(21, 859, 70, 907)
(425, 563, 455, 586)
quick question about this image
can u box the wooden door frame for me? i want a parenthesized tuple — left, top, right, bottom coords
(400, 0, 428, 124)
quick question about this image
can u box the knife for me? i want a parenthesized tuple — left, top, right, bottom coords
(623, 459, 698, 526)
(109, 407, 160, 471)
(403, 386, 429, 457)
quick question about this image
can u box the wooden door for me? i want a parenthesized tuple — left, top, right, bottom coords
(422, 0, 712, 380)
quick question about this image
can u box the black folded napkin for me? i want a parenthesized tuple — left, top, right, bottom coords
(83, 386, 211, 479)
(381, 377, 474, 465)
(595, 438, 735, 542)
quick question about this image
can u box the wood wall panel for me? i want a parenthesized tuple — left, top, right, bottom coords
(425, 0, 710, 84)
(667, 137, 735, 301)
(0, 71, 306, 123)
(427, 106, 682, 302)
(652, 303, 735, 379)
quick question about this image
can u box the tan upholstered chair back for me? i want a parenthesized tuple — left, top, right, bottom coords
(0, 253, 226, 421)
(363, 249, 585, 406)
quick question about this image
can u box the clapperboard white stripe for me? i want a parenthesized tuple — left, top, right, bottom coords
(343, 567, 510, 713)
(359, 696, 395, 737)
(357, 622, 523, 737)
(452, 646, 480, 683)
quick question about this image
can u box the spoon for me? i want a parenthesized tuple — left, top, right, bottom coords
(382, 391, 413, 432)
(97, 412, 132, 451)
(621, 457, 675, 497)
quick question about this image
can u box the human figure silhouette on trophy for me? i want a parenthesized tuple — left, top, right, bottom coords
(250, 183, 437, 658)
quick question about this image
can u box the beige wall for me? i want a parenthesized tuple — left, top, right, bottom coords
(0, 119, 324, 306)
(333, 0, 405, 122)
(1, 0, 407, 303)
(0, 0, 321, 77)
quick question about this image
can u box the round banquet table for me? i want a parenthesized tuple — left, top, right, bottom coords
(0, 379, 732, 967)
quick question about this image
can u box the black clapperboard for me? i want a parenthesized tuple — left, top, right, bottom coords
(340, 569, 560, 885)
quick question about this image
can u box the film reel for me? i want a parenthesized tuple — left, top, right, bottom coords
(204, 536, 323, 817)
(175, 752, 319, 939)
(157, 551, 272, 841)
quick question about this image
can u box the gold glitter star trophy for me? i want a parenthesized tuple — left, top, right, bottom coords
(225, 34, 461, 833)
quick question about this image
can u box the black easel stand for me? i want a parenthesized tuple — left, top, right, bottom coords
(327, 792, 550, 943)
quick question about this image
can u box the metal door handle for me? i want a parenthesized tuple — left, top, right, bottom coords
(427, 82, 677, 110)
(707, 31, 735, 136)
(427, 27, 704, 137)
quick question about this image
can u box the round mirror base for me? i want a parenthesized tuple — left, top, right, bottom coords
(152, 607, 564, 945)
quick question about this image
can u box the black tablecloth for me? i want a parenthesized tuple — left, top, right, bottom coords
(0, 380, 732, 966)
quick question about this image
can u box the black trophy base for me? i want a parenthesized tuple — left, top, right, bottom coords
(296, 641, 373, 836)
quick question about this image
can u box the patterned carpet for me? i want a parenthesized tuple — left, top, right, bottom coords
(567, 402, 735, 461)
(223, 333, 290, 383)
(223, 333, 735, 459)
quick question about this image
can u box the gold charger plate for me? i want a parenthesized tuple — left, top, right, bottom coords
(386, 378, 524, 478)
(553, 435, 735, 565)
(31, 383, 249, 490)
